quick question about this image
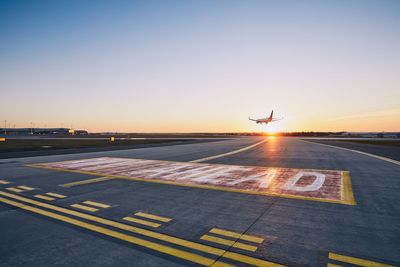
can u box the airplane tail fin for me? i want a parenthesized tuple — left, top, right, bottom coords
(269, 110, 274, 119)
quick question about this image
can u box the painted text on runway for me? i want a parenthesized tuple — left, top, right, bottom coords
(32, 157, 355, 204)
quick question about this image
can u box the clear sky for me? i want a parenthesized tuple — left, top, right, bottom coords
(1, 0, 399, 132)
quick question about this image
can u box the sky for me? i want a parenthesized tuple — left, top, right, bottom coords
(1, 0, 399, 133)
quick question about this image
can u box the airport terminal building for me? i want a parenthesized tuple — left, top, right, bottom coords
(0, 128, 88, 135)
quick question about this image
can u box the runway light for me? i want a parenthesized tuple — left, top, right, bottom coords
(110, 137, 115, 142)
(0, 138, 5, 142)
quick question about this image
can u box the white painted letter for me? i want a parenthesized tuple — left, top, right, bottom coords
(283, 171, 325, 192)
(226, 169, 277, 189)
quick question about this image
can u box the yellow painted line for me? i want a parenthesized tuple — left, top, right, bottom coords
(302, 140, 400, 166)
(82, 200, 111, 209)
(190, 139, 267, 163)
(135, 212, 172, 223)
(17, 186, 35, 191)
(0, 196, 232, 267)
(60, 176, 114, 187)
(329, 252, 395, 267)
(71, 204, 99, 212)
(341, 171, 356, 205)
(224, 251, 283, 267)
(210, 228, 264, 244)
(327, 264, 343, 267)
(0, 180, 10, 184)
(212, 262, 234, 267)
(0, 191, 285, 267)
(123, 217, 161, 228)
(201, 235, 258, 252)
(229, 242, 258, 253)
(34, 194, 55, 201)
(45, 192, 66, 198)
(6, 187, 23, 193)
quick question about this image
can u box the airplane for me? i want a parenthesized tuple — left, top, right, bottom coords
(248, 110, 283, 124)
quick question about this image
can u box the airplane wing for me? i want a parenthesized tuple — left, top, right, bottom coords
(248, 117, 257, 121)
(271, 118, 283, 121)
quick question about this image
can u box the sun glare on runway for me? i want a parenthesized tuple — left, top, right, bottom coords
(263, 123, 281, 136)
(265, 129, 276, 136)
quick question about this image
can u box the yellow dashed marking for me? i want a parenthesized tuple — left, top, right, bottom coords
(0, 196, 233, 267)
(82, 200, 110, 209)
(71, 204, 99, 212)
(45, 192, 66, 198)
(210, 228, 264, 244)
(134, 212, 172, 223)
(201, 234, 258, 252)
(0, 191, 286, 267)
(0, 180, 10, 185)
(329, 252, 395, 267)
(327, 263, 343, 267)
(123, 216, 161, 228)
(6, 187, 23, 193)
(34, 194, 55, 201)
(17, 186, 35, 191)
(61, 176, 114, 187)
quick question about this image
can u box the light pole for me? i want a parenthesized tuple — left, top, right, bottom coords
(4, 120, 6, 135)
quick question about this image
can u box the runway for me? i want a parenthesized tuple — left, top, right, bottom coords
(0, 137, 399, 266)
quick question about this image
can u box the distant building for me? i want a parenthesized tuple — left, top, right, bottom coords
(73, 130, 89, 135)
(0, 128, 88, 135)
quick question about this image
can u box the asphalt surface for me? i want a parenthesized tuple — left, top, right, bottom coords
(305, 139, 400, 161)
(0, 137, 399, 267)
(0, 139, 220, 159)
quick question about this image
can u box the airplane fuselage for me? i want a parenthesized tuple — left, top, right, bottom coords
(256, 118, 272, 124)
(249, 110, 281, 125)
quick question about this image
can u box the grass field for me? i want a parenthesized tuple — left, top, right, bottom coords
(0, 139, 187, 153)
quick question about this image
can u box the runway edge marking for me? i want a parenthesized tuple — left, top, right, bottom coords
(190, 139, 267, 163)
(302, 140, 400, 166)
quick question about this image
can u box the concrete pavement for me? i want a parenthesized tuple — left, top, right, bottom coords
(0, 137, 399, 266)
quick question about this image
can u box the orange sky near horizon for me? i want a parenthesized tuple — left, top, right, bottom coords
(1, 1, 399, 133)
(3, 108, 399, 133)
